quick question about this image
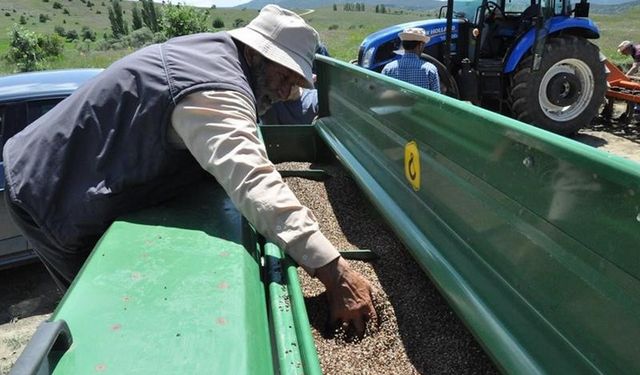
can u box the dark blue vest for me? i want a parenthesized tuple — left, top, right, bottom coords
(3, 32, 255, 249)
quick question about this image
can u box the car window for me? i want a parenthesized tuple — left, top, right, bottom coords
(0, 99, 64, 163)
(0, 106, 4, 190)
(26, 99, 63, 125)
(0, 103, 26, 162)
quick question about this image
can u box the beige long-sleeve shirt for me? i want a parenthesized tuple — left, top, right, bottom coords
(170, 90, 339, 273)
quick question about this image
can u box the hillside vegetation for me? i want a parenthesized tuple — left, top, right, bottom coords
(0, 0, 637, 74)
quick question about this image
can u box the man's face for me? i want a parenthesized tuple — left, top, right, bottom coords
(249, 54, 306, 115)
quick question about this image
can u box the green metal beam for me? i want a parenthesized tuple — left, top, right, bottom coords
(314, 55, 640, 375)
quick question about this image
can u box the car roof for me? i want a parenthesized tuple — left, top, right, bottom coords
(0, 68, 103, 103)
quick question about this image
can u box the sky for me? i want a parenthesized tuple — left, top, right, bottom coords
(153, 0, 251, 7)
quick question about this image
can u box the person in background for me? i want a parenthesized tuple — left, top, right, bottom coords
(260, 43, 330, 125)
(3, 5, 376, 337)
(617, 40, 640, 76)
(381, 27, 440, 93)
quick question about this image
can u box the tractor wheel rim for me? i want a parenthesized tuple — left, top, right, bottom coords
(538, 58, 594, 122)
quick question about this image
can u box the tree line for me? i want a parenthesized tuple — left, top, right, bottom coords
(333, 3, 388, 13)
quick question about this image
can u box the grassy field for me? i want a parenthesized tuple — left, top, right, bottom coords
(0, 0, 637, 74)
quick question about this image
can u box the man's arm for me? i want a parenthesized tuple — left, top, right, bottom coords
(425, 63, 441, 93)
(627, 61, 639, 76)
(170, 90, 377, 335)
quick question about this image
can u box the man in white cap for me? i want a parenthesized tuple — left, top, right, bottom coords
(618, 40, 640, 76)
(3, 5, 376, 336)
(381, 27, 440, 93)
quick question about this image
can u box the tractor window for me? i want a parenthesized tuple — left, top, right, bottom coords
(453, 0, 483, 20)
(504, 0, 531, 13)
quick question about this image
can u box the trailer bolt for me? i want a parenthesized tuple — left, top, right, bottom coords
(522, 156, 534, 168)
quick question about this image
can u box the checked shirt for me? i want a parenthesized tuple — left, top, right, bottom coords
(382, 53, 440, 93)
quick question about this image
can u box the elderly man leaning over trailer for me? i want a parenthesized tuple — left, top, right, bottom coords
(2, 4, 376, 337)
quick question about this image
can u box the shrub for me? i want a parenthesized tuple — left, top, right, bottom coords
(328, 24, 339, 30)
(65, 29, 78, 41)
(19, 15, 27, 25)
(127, 27, 153, 47)
(5, 25, 64, 72)
(54, 25, 65, 36)
(39, 13, 51, 23)
(81, 25, 96, 41)
(53, 1, 63, 9)
(160, 4, 208, 38)
(212, 17, 224, 28)
(63, 8, 70, 15)
(39, 33, 64, 56)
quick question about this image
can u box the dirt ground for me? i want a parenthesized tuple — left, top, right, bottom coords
(0, 262, 62, 374)
(1, 111, 639, 374)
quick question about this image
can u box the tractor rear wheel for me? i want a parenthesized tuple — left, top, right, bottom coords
(421, 53, 460, 99)
(510, 35, 606, 136)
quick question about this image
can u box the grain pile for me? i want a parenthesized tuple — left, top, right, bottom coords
(278, 161, 500, 375)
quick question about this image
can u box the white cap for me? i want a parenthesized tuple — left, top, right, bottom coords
(617, 40, 633, 53)
(228, 5, 319, 88)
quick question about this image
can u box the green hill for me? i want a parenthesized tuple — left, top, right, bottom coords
(0, 0, 639, 74)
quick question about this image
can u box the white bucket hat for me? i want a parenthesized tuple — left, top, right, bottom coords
(228, 4, 319, 88)
(398, 27, 430, 43)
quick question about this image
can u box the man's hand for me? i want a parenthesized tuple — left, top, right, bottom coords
(315, 256, 377, 338)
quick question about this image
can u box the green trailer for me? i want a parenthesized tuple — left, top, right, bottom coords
(11, 56, 640, 374)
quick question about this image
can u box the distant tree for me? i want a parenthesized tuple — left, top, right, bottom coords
(43, 0, 50, 2)
(131, 4, 143, 30)
(63, 8, 70, 15)
(333, 3, 337, 11)
(54, 25, 65, 36)
(81, 25, 96, 41)
(212, 17, 224, 28)
(160, 3, 208, 38)
(39, 13, 51, 23)
(380, 4, 386, 13)
(108, 0, 129, 38)
(19, 15, 27, 24)
(140, 0, 160, 32)
(53, 1, 63, 9)
(233, 18, 245, 27)
(66, 29, 78, 41)
(86, 1, 94, 7)
(211, 4, 216, 9)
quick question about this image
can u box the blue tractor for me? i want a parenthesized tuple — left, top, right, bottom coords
(357, 0, 606, 135)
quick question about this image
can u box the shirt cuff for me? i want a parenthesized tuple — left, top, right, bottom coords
(285, 231, 340, 276)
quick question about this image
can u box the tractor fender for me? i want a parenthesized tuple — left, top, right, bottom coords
(504, 17, 600, 74)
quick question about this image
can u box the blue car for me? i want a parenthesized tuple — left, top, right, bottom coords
(0, 69, 102, 268)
